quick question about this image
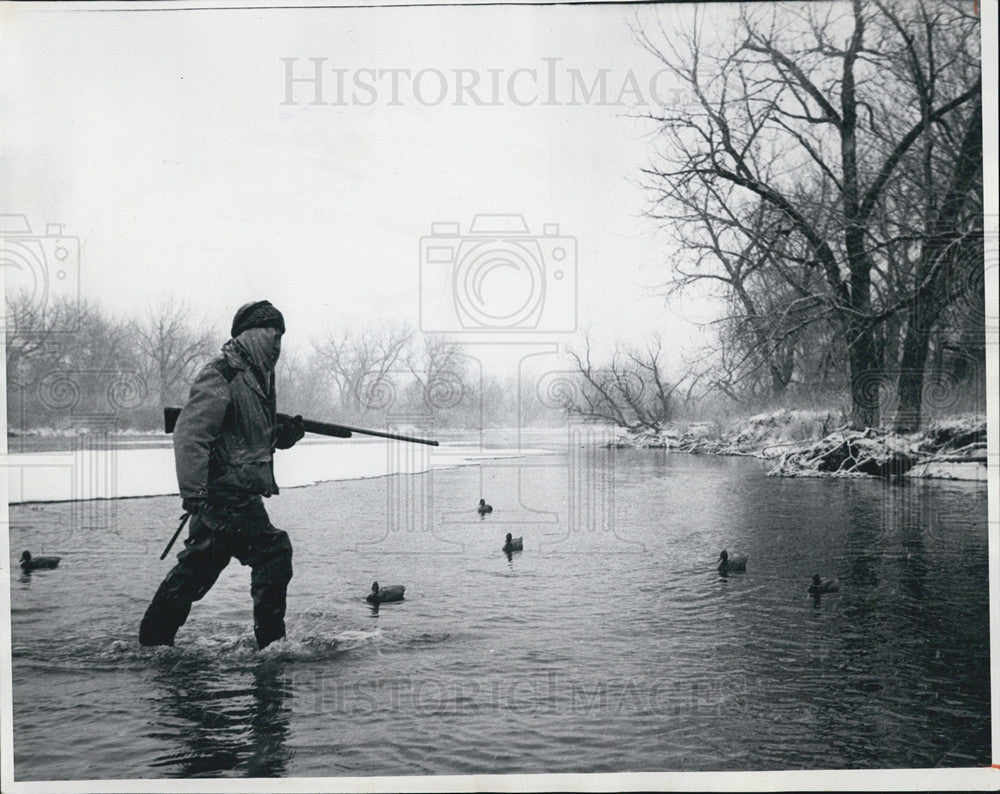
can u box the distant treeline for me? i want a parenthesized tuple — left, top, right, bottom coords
(5, 295, 565, 433)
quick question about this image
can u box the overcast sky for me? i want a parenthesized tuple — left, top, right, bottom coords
(1, 0, 729, 377)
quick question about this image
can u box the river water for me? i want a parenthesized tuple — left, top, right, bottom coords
(7, 446, 991, 779)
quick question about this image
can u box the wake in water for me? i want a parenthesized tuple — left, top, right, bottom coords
(132, 626, 384, 667)
(13, 620, 386, 674)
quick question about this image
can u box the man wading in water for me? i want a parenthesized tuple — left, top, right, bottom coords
(139, 300, 305, 650)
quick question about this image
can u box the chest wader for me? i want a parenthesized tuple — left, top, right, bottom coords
(139, 496, 292, 649)
(140, 356, 291, 651)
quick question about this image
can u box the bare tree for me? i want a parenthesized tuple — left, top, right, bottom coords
(666, 193, 838, 400)
(481, 375, 517, 428)
(5, 292, 81, 381)
(565, 333, 687, 432)
(405, 334, 468, 421)
(313, 321, 414, 413)
(275, 347, 336, 419)
(132, 296, 216, 408)
(876, 0, 984, 429)
(5, 294, 145, 428)
(638, 0, 981, 427)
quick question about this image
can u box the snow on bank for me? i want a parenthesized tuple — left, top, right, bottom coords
(606, 410, 842, 455)
(3, 438, 547, 504)
(607, 411, 989, 482)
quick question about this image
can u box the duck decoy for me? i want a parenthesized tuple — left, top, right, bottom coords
(477, 499, 493, 517)
(502, 533, 523, 552)
(20, 551, 61, 573)
(366, 581, 405, 604)
(717, 549, 747, 573)
(808, 574, 839, 594)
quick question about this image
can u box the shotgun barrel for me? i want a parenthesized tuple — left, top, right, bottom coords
(163, 407, 438, 446)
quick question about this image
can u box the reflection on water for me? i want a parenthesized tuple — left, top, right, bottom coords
(9, 452, 991, 778)
(147, 658, 293, 777)
(146, 657, 293, 777)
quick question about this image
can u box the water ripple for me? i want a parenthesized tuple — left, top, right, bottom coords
(8, 454, 990, 778)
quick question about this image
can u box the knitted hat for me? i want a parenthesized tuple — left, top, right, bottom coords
(231, 300, 285, 338)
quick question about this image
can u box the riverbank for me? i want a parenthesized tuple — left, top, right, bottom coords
(606, 410, 988, 481)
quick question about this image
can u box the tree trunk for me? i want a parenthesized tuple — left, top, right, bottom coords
(848, 317, 881, 428)
(893, 102, 983, 431)
(893, 299, 933, 432)
(846, 224, 880, 428)
(841, 7, 880, 429)
(770, 364, 787, 398)
(730, 269, 795, 401)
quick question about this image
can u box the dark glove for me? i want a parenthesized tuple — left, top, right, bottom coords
(182, 496, 207, 516)
(275, 414, 306, 449)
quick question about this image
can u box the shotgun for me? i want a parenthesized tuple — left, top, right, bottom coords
(163, 406, 438, 446)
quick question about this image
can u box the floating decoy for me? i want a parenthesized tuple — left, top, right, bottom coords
(477, 499, 493, 517)
(502, 533, 523, 552)
(808, 574, 839, 594)
(20, 551, 61, 573)
(366, 581, 405, 604)
(717, 549, 747, 573)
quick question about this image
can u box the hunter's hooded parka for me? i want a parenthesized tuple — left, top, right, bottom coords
(173, 325, 295, 500)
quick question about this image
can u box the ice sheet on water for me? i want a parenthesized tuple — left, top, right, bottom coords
(6, 438, 547, 503)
